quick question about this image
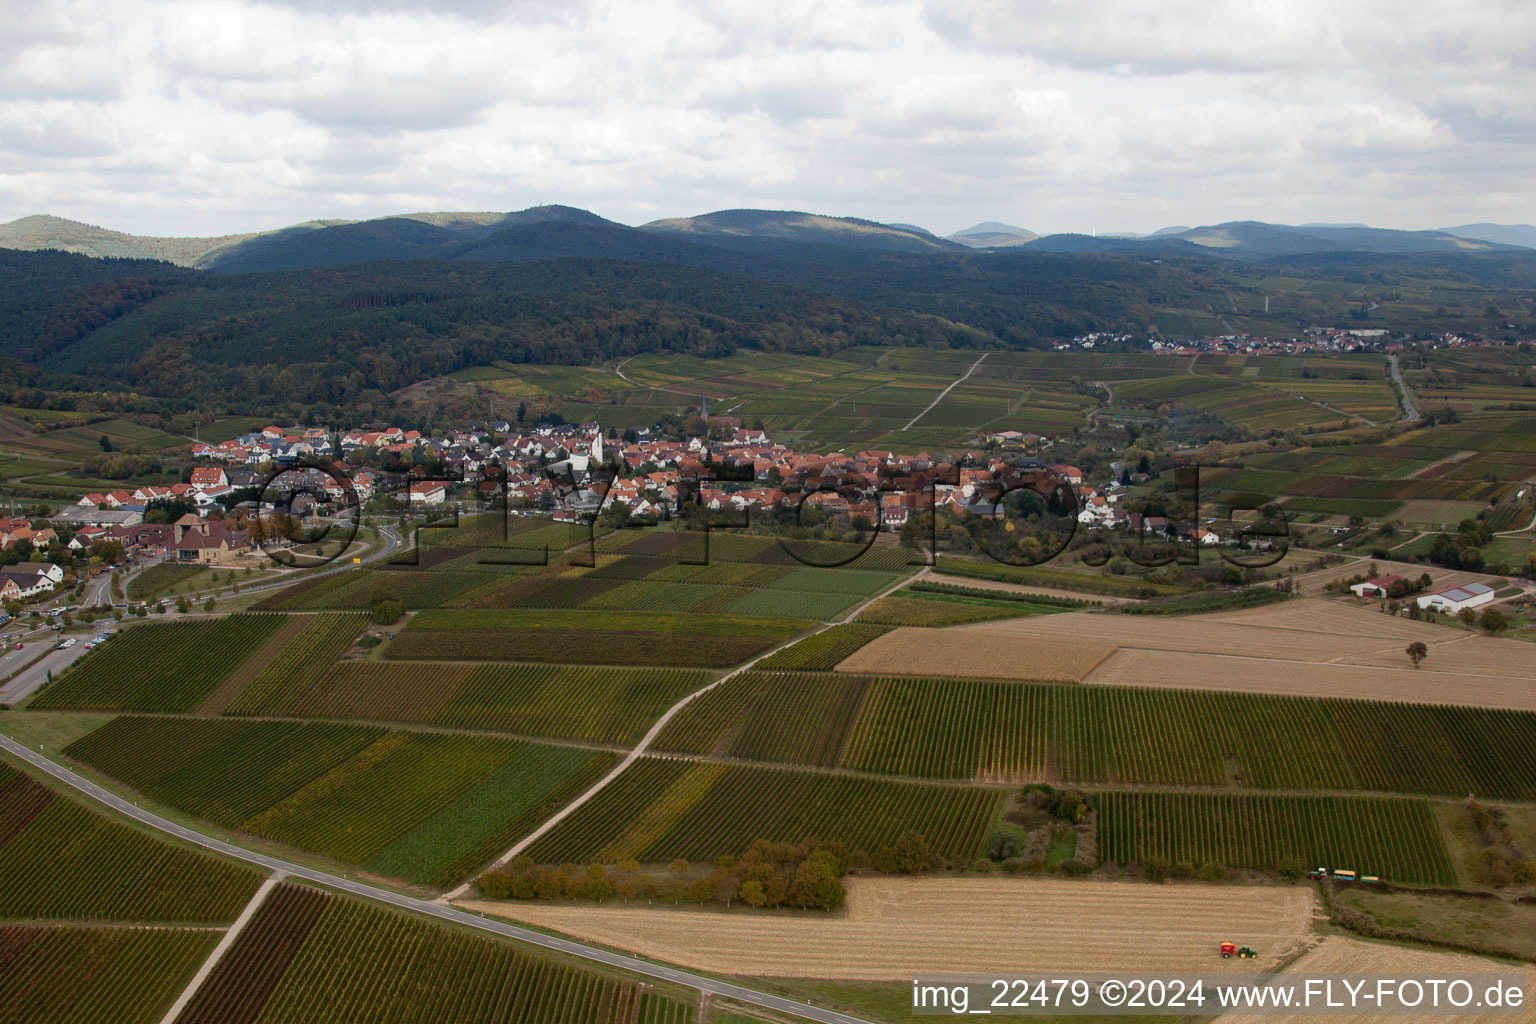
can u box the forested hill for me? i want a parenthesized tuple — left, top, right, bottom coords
(0, 253, 1003, 411)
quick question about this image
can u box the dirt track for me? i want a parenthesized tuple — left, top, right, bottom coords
(923, 573, 1130, 605)
(1222, 935, 1533, 1024)
(458, 877, 1315, 980)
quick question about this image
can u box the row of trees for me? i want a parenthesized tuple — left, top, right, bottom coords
(477, 833, 942, 911)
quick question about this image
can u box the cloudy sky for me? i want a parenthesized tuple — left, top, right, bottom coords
(2, 0, 1532, 237)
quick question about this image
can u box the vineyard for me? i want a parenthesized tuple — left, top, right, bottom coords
(63, 717, 619, 886)
(754, 624, 892, 670)
(1097, 792, 1457, 886)
(259, 659, 711, 744)
(31, 614, 287, 712)
(525, 757, 1002, 864)
(855, 593, 1060, 627)
(388, 608, 810, 667)
(0, 774, 262, 921)
(0, 925, 216, 1024)
(246, 894, 696, 1024)
(650, 673, 1536, 797)
(173, 883, 332, 1024)
(224, 613, 367, 715)
(433, 663, 712, 743)
(125, 561, 205, 600)
(251, 524, 914, 617)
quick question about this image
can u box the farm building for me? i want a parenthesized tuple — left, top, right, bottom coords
(1350, 575, 1405, 598)
(1415, 582, 1495, 614)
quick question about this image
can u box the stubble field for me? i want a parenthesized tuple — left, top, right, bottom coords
(459, 876, 1316, 979)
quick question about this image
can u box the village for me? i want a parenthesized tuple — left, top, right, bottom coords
(0, 413, 1211, 609)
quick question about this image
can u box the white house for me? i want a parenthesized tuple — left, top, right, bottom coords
(1416, 582, 1495, 614)
(407, 482, 447, 506)
(12, 562, 64, 585)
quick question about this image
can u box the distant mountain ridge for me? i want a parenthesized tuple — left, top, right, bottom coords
(1439, 223, 1536, 250)
(640, 209, 961, 252)
(1025, 220, 1525, 259)
(3, 208, 1535, 272)
(947, 221, 1038, 248)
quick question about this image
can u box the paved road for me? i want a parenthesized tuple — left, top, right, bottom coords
(0, 735, 874, 1024)
(1390, 354, 1419, 421)
(0, 641, 90, 704)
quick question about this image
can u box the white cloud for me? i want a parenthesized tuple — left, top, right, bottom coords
(0, 0, 1532, 237)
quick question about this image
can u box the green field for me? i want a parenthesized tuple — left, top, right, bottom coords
(1097, 791, 1456, 886)
(124, 562, 207, 600)
(32, 615, 287, 712)
(224, 612, 367, 715)
(388, 608, 813, 668)
(755, 624, 892, 671)
(524, 757, 1002, 864)
(651, 674, 1536, 797)
(856, 591, 1068, 626)
(63, 717, 619, 887)
(0, 769, 262, 921)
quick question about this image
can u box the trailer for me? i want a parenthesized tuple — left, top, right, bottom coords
(1333, 869, 1357, 882)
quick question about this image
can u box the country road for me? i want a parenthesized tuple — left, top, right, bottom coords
(3, 523, 402, 706)
(1390, 354, 1419, 421)
(903, 352, 988, 430)
(449, 563, 929, 895)
(0, 735, 875, 1024)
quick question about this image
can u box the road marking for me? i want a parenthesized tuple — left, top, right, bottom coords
(0, 735, 872, 1024)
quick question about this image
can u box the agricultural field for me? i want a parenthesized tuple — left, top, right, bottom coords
(174, 883, 332, 1024)
(183, 886, 696, 1024)
(960, 598, 1536, 710)
(255, 524, 911, 623)
(254, 660, 713, 745)
(222, 612, 368, 715)
(1097, 791, 1456, 885)
(524, 757, 1002, 864)
(1224, 935, 1532, 1024)
(754, 624, 891, 671)
(125, 562, 207, 600)
(30, 614, 288, 712)
(62, 716, 619, 887)
(834, 627, 1114, 682)
(0, 769, 263, 921)
(0, 924, 216, 1024)
(931, 556, 1189, 598)
(462, 875, 1315, 979)
(855, 588, 1072, 626)
(387, 608, 813, 668)
(652, 671, 1536, 797)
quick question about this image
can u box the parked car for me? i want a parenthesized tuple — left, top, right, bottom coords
(12, 642, 22, 650)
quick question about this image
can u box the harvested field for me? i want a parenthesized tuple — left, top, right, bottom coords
(953, 598, 1536, 708)
(835, 628, 1113, 682)
(459, 877, 1314, 980)
(1223, 936, 1532, 1024)
(964, 600, 1458, 660)
(1085, 648, 1536, 710)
